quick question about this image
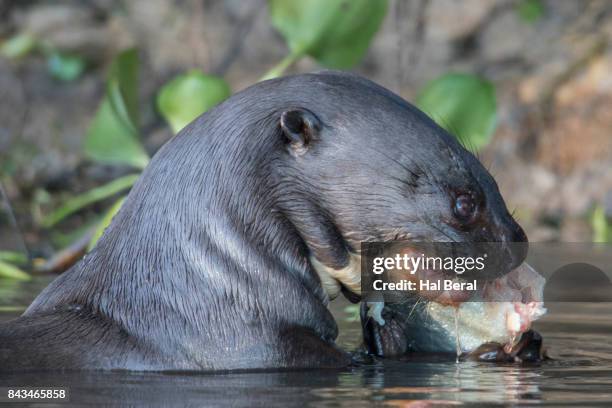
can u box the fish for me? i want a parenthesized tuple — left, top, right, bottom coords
(362, 263, 547, 362)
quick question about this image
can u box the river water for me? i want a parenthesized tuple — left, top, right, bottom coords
(1, 277, 611, 407)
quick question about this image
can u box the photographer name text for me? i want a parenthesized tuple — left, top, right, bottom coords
(372, 278, 478, 292)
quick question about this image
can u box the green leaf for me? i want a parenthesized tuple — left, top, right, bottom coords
(591, 206, 611, 243)
(516, 0, 544, 23)
(0, 306, 27, 312)
(40, 174, 139, 228)
(88, 196, 126, 250)
(107, 49, 140, 132)
(0, 251, 28, 266)
(47, 52, 86, 81)
(268, 0, 388, 70)
(416, 73, 497, 151)
(84, 48, 149, 168)
(157, 70, 231, 134)
(0, 33, 37, 59)
(85, 99, 149, 168)
(0, 260, 30, 281)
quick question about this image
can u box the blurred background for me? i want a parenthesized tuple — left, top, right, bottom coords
(0, 0, 611, 280)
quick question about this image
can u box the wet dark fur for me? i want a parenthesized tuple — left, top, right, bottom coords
(0, 71, 526, 371)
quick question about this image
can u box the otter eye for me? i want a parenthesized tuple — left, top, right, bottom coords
(453, 194, 476, 221)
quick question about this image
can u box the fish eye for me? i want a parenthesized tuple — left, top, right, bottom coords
(453, 193, 476, 221)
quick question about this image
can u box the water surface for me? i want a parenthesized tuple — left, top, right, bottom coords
(1, 277, 611, 406)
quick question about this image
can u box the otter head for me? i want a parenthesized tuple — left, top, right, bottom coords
(272, 72, 526, 301)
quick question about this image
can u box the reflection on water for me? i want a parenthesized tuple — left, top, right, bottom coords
(1, 277, 611, 406)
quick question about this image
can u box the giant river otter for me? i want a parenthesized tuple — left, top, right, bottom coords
(0, 71, 528, 371)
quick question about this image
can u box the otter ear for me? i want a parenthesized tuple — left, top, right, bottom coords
(280, 108, 321, 155)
